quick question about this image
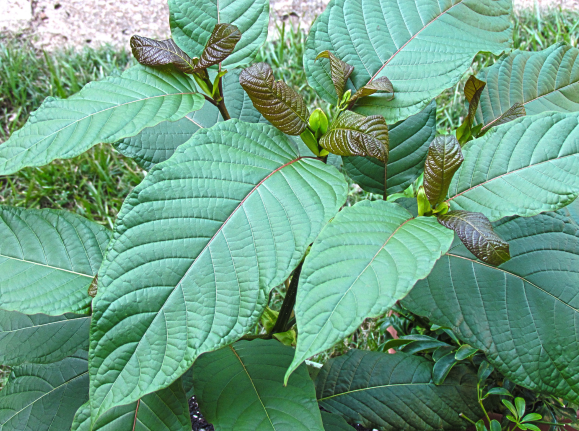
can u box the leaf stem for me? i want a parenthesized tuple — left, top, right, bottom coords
(270, 261, 304, 335)
(459, 413, 477, 426)
(204, 95, 218, 107)
(383, 161, 388, 200)
(217, 76, 232, 120)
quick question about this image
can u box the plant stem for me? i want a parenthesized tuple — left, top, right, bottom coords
(204, 95, 218, 107)
(459, 413, 477, 426)
(241, 333, 271, 341)
(217, 76, 231, 120)
(270, 261, 303, 335)
(383, 161, 388, 200)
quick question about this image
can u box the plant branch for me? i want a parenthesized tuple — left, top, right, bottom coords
(383, 161, 388, 200)
(217, 75, 231, 120)
(270, 261, 304, 335)
(204, 95, 218, 107)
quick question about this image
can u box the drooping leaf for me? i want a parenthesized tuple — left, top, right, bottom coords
(343, 100, 436, 195)
(286, 200, 453, 380)
(0, 66, 204, 175)
(0, 309, 89, 366)
(0, 351, 89, 431)
(89, 121, 347, 423)
(169, 0, 269, 68)
(130, 35, 196, 73)
(240, 62, 310, 135)
(438, 211, 510, 266)
(476, 43, 579, 131)
(403, 211, 579, 402)
(321, 412, 353, 431)
(315, 51, 354, 100)
(195, 23, 242, 71)
(320, 111, 388, 162)
(457, 75, 486, 141)
(114, 69, 266, 170)
(447, 111, 579, 221)
(316, 350, 482, 431)
(304, 0, 512, 123)
(349, 77, 394, 105)
(432, 353, 459, 385)
(0, 206, 111, 315)
(71, 379, 191, 431)
(423, 135, 464, 207)
(192, 340, 324, 430)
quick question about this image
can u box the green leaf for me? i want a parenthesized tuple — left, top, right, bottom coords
(169, 0, 269, 68)
(304, 0, 512, 123)
(486, 387, 512, 397)
(192, 340, 324, 430)
(321, 412, 353, 431)
(315, 51, 354, 100)
(423, 135, 464, 207)
(402, 211, 579, 402)
(89, 120, 347, 423)
(114, 69, 266, 170)
(0, 309, 89, 366)
(401, 339, 451, 355)
(455, 344, 478, 361)
(71, 379, 191, 431)
(181, 368, 195, 400)
(447, 112, 579, 221)
(316, 350, 482, 431)
(240, 63, 310, 135)
(0, 351, 89, 431)
(490, 420, 502, 431)
(130, 36, 196, 73)
(343, 100, 436, 195)
(195, 23, 242, 71)
(515, 397, 526, 419)
(476, 43, 579, 132)
(286, 200, 453, 381)
(0, 206, 111, 315)
(522, 413, 542, 423)
(437, 211, 510, 266)
(523, 425, 541, 431)
(320, 111, 388, 162)
(0, 66, 204, 175)
(475, 419, 488, 431)
(503, 400, 518, 419)
(478, 361, 494, 384)
(432, 353, 459, 385)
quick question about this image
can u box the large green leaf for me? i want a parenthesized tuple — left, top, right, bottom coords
(321, 412, 353, 431)
(0, 309, 89, 366)
(115, 69, 265, 170)
(0, 351, 89, 431)
(0, 66, 204, 175)
(447, 111, 579, 221)
(316, 350, 482, 431)
(343, 100, 436, 195)
(403, 211, 579, 402)
(88, 120, 347, 423)
(192, 339, 324, 430)
(304, 0, 512, 123)
(476, 43, 579, 131)
(0, 207, 111, 315)
(169, 0, 269, 69)
(287, 200, 453, 380)
(71, 379, 191, 431)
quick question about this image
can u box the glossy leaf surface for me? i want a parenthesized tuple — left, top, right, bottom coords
(423, 135, 464, 207)
(287, 200, 453, 380)
(315, 51, 354, 100)
(192, 340, 324, 431)
(0, 66, 204, 175)
(305, 0, 512, 123)
(195, 23, 242, 70)
(321, 412, 353, 431)
(403, 211, 579, 401)
(131, 36, 196, 73)
(89, 121, 347, 422)
(447, 112, 579, 221)
(0, 207, 111, 315)
(316, 350, 482, 431)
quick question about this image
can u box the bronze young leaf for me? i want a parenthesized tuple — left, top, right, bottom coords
(315, 51, 354, 100)
(239, 62, 309, 135)
(194, 23, 242, 71)
(423, 135, 464, 207)
(464, 76, 486, 125)
(350, 77, 394, 105)
(437, 211, 510, 266)
(479, 102, 526, 135)
(320, 111, 388, 162)
(130, 35, 196, 74)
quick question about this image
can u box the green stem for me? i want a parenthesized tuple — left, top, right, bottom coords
(383, 161, 388, 200)
(270, 261, 303, 335)
(459, 413, 477, 426)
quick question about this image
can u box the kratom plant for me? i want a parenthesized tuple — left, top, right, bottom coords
(0, 0, 579, 430)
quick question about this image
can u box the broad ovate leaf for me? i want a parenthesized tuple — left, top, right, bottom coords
(0, 309, 89, 366)
(447, 112, 579, 221)
(71, 379, 191, 431)
(240, 63, 310, 135)
(89, 120, 347, 423)
(403, 211, 579, 402)
(343, 99, 436, 195)
(0, 207, 110, 315)
(476, 43, 579, 131)
(195, 23, 242, 71)
(305, 0, 512, 123)
(423, 135, 464, 207)
(316, 350, 482, 431)
(320, 111, 388, 162)
(286, 200, 453, 380)
(169, 0, 269, 68)
(315, 51, 354, 100)
(321, 412, 353, 431)
(192, 340, 324, 431)
(130, 36, 196, 73)
(438, 211, 510, 266)
(0, 351, 89, 431)
(0, 66, 204, 175)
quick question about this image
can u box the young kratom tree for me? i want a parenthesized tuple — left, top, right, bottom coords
(1, 0, 579, 430)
